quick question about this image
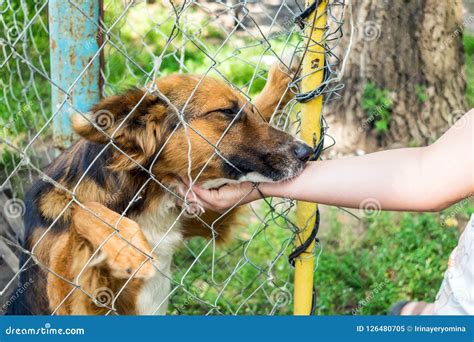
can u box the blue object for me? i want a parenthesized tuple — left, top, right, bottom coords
(49, 0, 102, 146)
(0, 315, 472, 342)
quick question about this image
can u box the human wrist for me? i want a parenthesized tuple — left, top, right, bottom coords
(256, 181, 285, 199)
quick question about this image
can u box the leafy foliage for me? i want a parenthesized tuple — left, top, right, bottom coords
(415, 84, 428, 103)
(465, 34, 474, 107)
(361, 82, 393, 134)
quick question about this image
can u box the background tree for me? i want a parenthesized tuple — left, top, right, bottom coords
(328, 0, 469, 153)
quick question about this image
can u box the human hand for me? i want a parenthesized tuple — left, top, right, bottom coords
(180, 181, 263, 213)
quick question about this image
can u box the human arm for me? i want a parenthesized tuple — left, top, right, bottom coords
(190, 109, 474, 212)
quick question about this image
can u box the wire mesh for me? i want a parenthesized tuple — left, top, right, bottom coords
(0, 0, 348, 315)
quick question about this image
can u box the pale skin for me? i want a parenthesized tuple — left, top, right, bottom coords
(185, 109, 474, 214)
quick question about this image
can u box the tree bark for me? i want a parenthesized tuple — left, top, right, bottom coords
(327, 0, 468, 154)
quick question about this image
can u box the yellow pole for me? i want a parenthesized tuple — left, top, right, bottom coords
(293, 0, 327, 315)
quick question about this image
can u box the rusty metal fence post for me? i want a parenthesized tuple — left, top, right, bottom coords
(49, 0, 103, 147)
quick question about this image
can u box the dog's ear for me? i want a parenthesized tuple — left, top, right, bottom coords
(72, 89, 173, 169)
(71, 109, 113, 144)
(72, 88, 160, 144)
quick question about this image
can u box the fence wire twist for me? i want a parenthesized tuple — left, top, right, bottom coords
(0, 0, 348, 315)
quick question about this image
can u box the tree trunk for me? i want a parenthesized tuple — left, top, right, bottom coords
(327, 0, 468, 154)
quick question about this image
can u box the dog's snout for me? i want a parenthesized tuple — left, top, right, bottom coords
(293, 142, 313, 162)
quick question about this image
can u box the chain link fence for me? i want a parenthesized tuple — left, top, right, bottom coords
(0, 0, 348, 315)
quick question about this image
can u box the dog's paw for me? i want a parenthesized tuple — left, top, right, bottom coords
(267, 54, 301, 92)
(105, 225, 156, 280)
(73, 202, 156, 280)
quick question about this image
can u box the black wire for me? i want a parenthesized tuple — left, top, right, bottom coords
(295, 60, 330, 103)
(288, 208, 320, 267)
(311, 284, 318, 315)
(294, 0, 322, 29)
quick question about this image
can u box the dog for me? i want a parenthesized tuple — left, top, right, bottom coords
(7, 59, 313, 315)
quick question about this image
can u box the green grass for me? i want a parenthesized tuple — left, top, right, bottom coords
(170, 203, 296, 315)
(171, 201, 472, 315)
(465, 34, 474, 107)
(315, 209, 468, 315)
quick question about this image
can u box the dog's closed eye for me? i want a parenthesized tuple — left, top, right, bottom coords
(204, 107, 239, 119)
(220, 108, 238, 117)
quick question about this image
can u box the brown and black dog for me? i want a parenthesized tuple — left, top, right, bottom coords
(7, 60, 312, 315)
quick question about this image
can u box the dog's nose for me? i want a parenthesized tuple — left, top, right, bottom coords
(293, 142, 313, 162)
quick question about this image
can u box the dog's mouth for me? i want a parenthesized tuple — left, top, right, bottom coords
(198, 163, 305, 190)
(204, 141, 312, 189)
(174, 141, 311, 191)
